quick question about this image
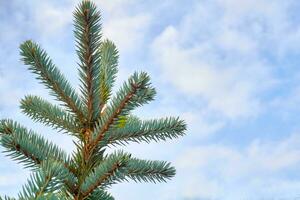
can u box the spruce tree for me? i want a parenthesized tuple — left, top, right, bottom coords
(0, 1, 186, 199)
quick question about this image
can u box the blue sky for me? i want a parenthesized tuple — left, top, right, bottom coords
(1, 0, 300, 199)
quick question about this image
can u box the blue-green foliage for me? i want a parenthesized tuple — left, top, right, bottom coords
(87, 189, 114, 200)
(74, 0, 102, 123)
(18, 160, 68, 199)
(0, 196, 17, 200)
(104, 115, 186, 145)
(98, 39, 119, 107)
(80, 150, 130, 194)
(91, 72, 156, 146)
(125, 158, 176, 183)
(20, 95, 80, 136)
(0, 0, 186, 199)
(0, 120, 67, 170)
(19, 41, 85, 122)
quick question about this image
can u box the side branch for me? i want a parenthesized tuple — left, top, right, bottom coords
(105, 116, 187, 145)
(88, 83, 137, 153)
(87, 72, 156, 158)
(86, 188, 114, 200)
(20, 40, 85, 123)
(18, 160, 70, 199)
(125, 158, 176, 183)
(20, 95, 81, 136)
(0, 120, 77, 191)
(0, 120, 67, 168)
(80, 151, 130, 198)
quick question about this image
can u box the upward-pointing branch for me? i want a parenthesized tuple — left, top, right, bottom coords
(87, 72, 156, 159)
(98, 39, 119, 110)
(74, 0, 102, 126)
(20, 40, 85, 124)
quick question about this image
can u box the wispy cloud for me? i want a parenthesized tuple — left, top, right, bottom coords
(171, 133, 300, 200)
(151, 0, 283, 120)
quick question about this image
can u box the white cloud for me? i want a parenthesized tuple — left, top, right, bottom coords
(0, 74, 22, 109)
(152, 26, 272, 119)
(0, 155, 30, 197)
(102, 14, 151, 52)
(217, 0, 300, 57)
(109, 133, 300, 200)
(151, 0, 300, 120)
(94, 0, 135, 14)
(0, 173, 26, 187)
(23, 0, 151, 53)
(32, 1, 74, 37)
(92, 0, 152, 52)
(170, 133, 300, 199)
(181, 112, 224, 139)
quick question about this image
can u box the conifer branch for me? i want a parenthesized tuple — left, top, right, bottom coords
(125, 158, 176, 183)
(19, 40, 85, 123)
(98, 39, 119, 110)
(18, 160, 69, 199)
(54, 191, 74, 200)
(104, 116, 187, 145)
(20, 95, 81, 136)
(80, 151, 130, 198)
(36, 194, 60, 200)
(86, 188, 114, 200)
(88, 72, 156, 157)
(74, 0, 102, 125)
(0, 196, 16, 200)
(2, 134, 41, 166)
(0, 120, 67, 169)
(80, 153, 175, 197)
(0, 120, 77, 190)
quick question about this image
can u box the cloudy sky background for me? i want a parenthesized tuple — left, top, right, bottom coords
(1, 0, 300, 199)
